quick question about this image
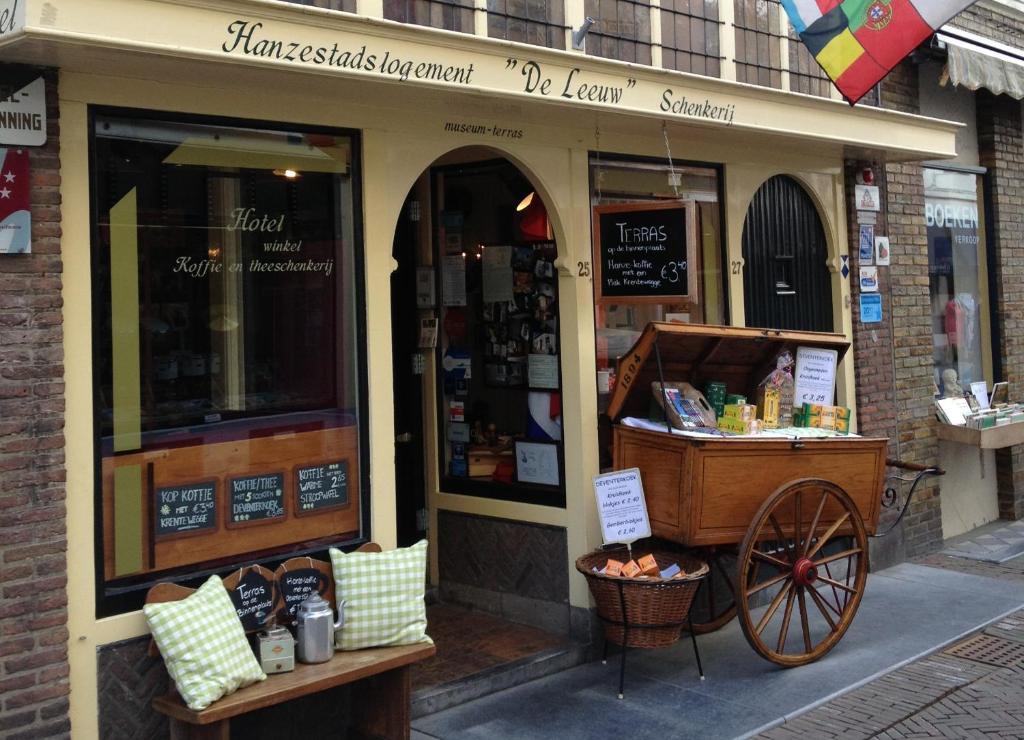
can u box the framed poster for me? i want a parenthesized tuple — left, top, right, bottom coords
(515, 441, 560, 486)
(593, 201, 698, 304)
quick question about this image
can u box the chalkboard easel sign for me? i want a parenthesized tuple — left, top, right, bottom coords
(295, 460, 350, 516)
(227, 472, 285, 528)
(593, 201, 698, 304)
(154, 481, 217, 539)
(223, 564, 278, 633)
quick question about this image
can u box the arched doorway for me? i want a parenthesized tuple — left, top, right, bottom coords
(389, 148, 573, 693)
(742, 175, 833, 332)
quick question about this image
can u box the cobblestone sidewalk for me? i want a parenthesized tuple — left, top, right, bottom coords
(756, 554, 1024, 740)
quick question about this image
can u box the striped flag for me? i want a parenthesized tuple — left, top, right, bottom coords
(782, 0, 977, 103)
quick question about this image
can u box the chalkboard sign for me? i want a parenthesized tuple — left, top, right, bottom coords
(295, 461, 349, 514)
(276, 563, 331, 622)
(154, 481, 217, 538)
(225, 565, 276, 632)
(228, 473, 285, 525)
(594, 202, 693, 302)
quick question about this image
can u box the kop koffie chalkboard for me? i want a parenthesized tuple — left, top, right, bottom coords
(228, 472, 285, 526)
(155, 481, 217, 538)
(594, 202, 692, 301)
(295, 460, 349, 515)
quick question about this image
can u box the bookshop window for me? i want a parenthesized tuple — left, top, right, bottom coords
(92, 112, 365, 614)
(433, 160, 565, 506)
(925, 167, 992, 398)
(589, 156, 724, 437)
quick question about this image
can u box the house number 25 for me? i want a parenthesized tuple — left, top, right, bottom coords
(577, 260, 591, 278)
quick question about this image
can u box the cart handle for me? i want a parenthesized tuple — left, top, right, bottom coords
(886, 458, 945, 476)
(872, 459, 945, 538)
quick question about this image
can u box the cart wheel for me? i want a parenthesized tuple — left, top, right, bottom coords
(685, 547, 738, 634)
(737, 479, 868, 667)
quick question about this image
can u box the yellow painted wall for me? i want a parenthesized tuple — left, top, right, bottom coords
(59, 56, 884, 736)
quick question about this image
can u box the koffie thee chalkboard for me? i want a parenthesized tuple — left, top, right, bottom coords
(295, 460, 349, 515)
(223, 564, 278, 632)
(155, 481, 217, 538)
(594, 201, 695, 302)
(228, 472, 285, 526)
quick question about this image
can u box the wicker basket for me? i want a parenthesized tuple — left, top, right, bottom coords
(576, 549, 708, 649)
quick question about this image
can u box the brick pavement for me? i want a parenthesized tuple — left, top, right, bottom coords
(756, 555, 1024, 739)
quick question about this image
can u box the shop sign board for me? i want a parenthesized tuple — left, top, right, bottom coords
(155, 481, 217, 537)
(228, 472, 285, 525)
(0, 76, 44, 147)
(794, 347, 838, 407)
(226, 565, 276, 632)
(277, 566, 330, 620)
(593, 468, 652, 546)
(594, 202, 692, 302)
(295, 460, 349, 514)
(0, 0, 23, 41)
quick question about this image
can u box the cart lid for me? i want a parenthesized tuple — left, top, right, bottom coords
(605, 322, 851, 421)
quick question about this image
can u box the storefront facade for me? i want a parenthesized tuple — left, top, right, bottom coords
(0, 0, 960, 736)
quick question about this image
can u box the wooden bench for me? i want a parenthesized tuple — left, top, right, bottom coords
(149, 544, 433, 739)
(152, 641, 435, 740)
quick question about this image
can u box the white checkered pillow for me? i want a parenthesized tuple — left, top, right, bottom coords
(330, 540, 432, 651)
(143, 575, 266, 711)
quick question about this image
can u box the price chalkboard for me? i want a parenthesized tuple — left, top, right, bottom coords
(594, 202, 691, 301)
(295, 461, 349, 514)
(277, 566, 330, 621)
(154, 481, 217, 538)
(225, 565, 276, 632)
(228, 473, 285, 525)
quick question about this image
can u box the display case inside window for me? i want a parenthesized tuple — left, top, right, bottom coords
(925, 167, 992, 398)
(433, 160, 565, 506)
(92, 113, 366, 613)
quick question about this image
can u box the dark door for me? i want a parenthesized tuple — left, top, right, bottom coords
(742, 175, 833, 332)
(391, 194, 426, 547)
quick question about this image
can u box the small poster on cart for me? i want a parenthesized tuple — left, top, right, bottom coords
(794, 346, 838, 407)
(593, 468, 652, 546)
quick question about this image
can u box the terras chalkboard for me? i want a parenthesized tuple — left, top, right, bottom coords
(595, 202, 690, 300)
(229, 473, 285, 525)
(155, 481, 217, 537)
(296, 461, 349, 514)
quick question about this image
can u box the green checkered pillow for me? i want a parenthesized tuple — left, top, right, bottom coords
(329, 540, 432, 651)
(143, 575, 266, 711)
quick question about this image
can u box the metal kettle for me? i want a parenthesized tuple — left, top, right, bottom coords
(295, 593, 344, 664)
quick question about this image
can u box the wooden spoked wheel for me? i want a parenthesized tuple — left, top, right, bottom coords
(737, 479, 868, 667)
(685, 547, 738, 634)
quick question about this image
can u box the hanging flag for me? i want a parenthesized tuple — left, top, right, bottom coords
(781, 0, 977, 104)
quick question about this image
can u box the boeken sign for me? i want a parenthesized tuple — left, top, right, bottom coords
(593, 468, 652, 546)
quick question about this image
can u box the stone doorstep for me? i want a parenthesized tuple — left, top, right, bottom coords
(411, 641, 591, 719)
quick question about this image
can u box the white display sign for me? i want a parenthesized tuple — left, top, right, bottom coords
(794, 346, 838, 407)
(515, 441, 559, 486)
(593, 468, 651, 546)
(0, 1, 23, 41)
(481, 245, 513, 303)
(855, 185, 881, 212)
(0, 76, 44, 147)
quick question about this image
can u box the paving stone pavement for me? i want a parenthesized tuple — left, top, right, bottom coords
(755, 553, 1024, 740)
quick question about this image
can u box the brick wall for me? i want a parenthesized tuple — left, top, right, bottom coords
(950, 3, 1024, 48)
(0, 67, 70, 739)
(855, 62, 942, 560)
(977, 90, 1024, 520)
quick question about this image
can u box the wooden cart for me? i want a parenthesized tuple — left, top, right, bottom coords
(605, 322, 939, 667)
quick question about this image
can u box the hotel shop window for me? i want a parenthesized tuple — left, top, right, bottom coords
(91, 112, 365, 614)
(925, 166, 993, 398)
(432, 159, 566, 507)
(589, 155, 725, 463)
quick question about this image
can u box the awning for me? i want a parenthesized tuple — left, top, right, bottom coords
(936, 29, 1024, 100)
